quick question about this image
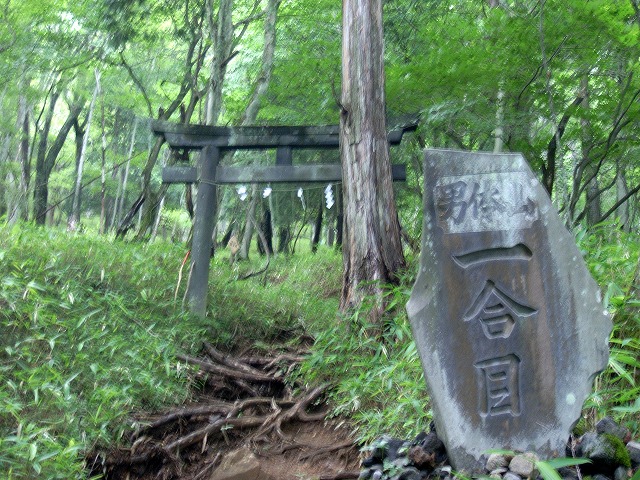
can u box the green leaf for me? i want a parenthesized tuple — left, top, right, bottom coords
(536, 461, 563, 480)
(542, 457, 591, 469)
(29, 442, 37, 461)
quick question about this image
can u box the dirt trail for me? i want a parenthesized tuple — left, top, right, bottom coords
(88, 342, 360, 480)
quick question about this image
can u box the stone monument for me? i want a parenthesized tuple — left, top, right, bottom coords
(407, 149, 612, 472)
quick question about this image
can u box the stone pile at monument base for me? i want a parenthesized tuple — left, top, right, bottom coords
(407, 149, 612, 472)
(358, 417, 639, 480)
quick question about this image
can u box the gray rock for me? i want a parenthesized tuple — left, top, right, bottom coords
(397, 467, 423, 480)
(370, 435, 407, 462)
(593, 475, 612, 480)
(360, 467, 384, 480)
(371, 470, 383, 480)
(392, 457, 410, 470)
(486, 453, 510, 472)
(614, 466, 629, 480)
(434, 465, 452, 478)
(210, 447, 268, 480)
(509, 453, 539, 478)
(408, 445, 436, 469)
(557, 467, 578, 480)
(503, 472, 523, 480)
(490, 467, 509, 476)
(580, 432, 631, 468)
(627, 441, 640, 468)
(407, 150, 611, 473)
(596, 417, 629, 441)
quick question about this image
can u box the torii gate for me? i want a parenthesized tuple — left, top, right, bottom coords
(152, 119, 417, 317)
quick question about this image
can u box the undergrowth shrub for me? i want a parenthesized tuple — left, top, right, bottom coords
(206, 245, 342, 348)
(299, 272, 432, 444)
(0, 225, 342, 478)
(0, 225, 205, 478)
(578, 222, 640, 433)
(1, 219, 637, 478)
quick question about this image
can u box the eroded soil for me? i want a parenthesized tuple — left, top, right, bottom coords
(87, 343, 360, 480)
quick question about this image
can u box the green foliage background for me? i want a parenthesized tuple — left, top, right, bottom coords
(1, 224, 637, 478)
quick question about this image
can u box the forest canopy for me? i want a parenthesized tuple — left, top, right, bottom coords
(0, 0, 638, 235)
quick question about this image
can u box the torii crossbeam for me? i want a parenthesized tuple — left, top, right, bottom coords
(153, 118, 417, 317)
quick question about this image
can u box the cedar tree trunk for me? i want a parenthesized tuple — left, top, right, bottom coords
(339, 0, 405, 319)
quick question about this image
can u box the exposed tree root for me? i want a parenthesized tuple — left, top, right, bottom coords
(318, 472, 360, 480)
(319, 473, 360, 480)
(176, 353, 277, 383)
(90, 344, 357, 479)
(298, 440, 356, 461)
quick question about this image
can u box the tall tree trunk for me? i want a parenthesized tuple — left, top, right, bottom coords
(0, 134, 10, 219)
(68, 70, 101, 231)
(16, 93, 30, 222)
(7, 93, 30, 224)
(236, 0, 282, 259)
(33, 93, 84, 225)
(580, 75, 601, 227)
(493, 83, 505, 153)
(277, 225, 291, 254)
(311, 200, 323, 253)
(99, 83, 107, 234)
(33, 91, 59, 225)
(335, 189, 343, 249)
(111, 117, 138, 230)
(267, 188, 276, 256)
(117, 20, 205, 238)
(240, 0, 282, 124)
(261, 203, 273, 254)
(239, 185, 258, 260)
(616, 170, 630, 231)
(340, 0, 405, 320)
(150, 150, 170, 241)
(151, 195, 165, 241)
(490, 0, 506, 157)
(205, 0, 234, 125)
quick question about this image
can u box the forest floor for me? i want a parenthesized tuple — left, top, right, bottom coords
(88, 340, 361, 480)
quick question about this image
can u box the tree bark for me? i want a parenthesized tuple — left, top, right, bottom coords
(117, 13, 205, 238)
(259, 204, 273, 255)
(111, 117, 138, 230)
(239, 185, 258, 260)
(277, 225, 291, 254)
(33, 93, 84, 225)
(237, 0, 281, 259)
(339, 0, 405, 320)
(68, 70, 101, 231)
(493, 83, 505, 153)
(6, 93, 30, 224)
(240, 0, 282, 124)
(16, 93, 30, 221)
(542, 94, 584, 196)
(311, 200, 322, 253)
(615, 170, 630, 231)
(579, 75, 601, 227)
(99, 81, 107, 234)
(205, 0, 235, 125)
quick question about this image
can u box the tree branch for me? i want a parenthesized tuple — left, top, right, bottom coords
(592, 182, 640, 224)
(119, 52, 153, 117)
(542, 94, 584, 194)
